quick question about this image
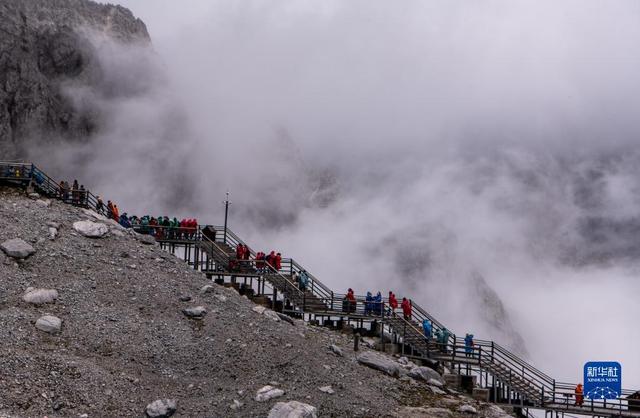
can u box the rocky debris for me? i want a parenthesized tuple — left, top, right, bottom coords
(36, 199, 51, 207)
(357, 351, 402, 377)
(23, 288, 59, 304)
(399, 407, 453, 418)
(230, 399, 243, 410)
(408, 366, 445, 385)
(268, 401, 317, 418)
(459, 405, 478, 414)
(73, 221, 109, 238)
(329, 344, 344, 357)
(145, 399, 177, 418)
(48, 226, 58, 240)
(318, 385, 335, 394)
(255, 385, 285, 402)
(0, 238, 36, 258)
(252, 305, 281, 322)
(178, 295, 192, 302)
(35, 315, 62, 333)
(181, 306, 207, 320)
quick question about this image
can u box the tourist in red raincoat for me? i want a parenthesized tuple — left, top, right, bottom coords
(388, 291, 398, 316)
(275, 252, 282, 271)
(401, 297, 412, 320)
(236, 243, 245, 260)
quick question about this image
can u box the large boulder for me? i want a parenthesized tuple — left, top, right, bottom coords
(145, 399, 177, 418)
(268, 401, 317, 418)
(356, 351, 402, 377)
(73, 221, 109, 238)
(35, 315, 62, 333)
(0, 238, 35, 259)
(407, 366, 444, 384)
(23, 288, 58, 304)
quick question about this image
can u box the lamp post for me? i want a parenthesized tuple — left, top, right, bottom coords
(223, 191, 230, 244)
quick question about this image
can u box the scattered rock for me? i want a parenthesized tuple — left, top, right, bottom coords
(277, 312, 295, 324)
(255, 385, 285, 402)
(458, 405, 478, 414)
(252, 306, 266, 314)
(268, 401, 317, 418)
(35, 315, 62, 333)
(23, 288, 58, 304)
(230, 399, 243, 410)
(73, 221, 109, 238)
(318, 385, 335, 394)
(46, 221, 60, 229)
(182, 306, 207, 320)
(179, 295, 192, 302)
(329, 344, 344, 357)
(145, 399, 177, 418)
(357, 351, 402, 377)
(36, 199, 51, 207)
(214, 294, 227, 302)
(428, 378, 444, 387)
(48, 227, 58, 240)
(1, 238, 36, 259)
(136, 234, 156, 245)
(429, 385, 447, 395)
(200, 285, 215, 294)
(407, 366, 444, 384)
(263, 309, 281, 322)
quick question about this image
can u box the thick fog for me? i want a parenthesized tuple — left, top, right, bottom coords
(36, 0, 640, 387)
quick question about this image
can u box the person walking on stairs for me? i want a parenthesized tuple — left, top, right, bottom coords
(388, 291, 398, 316)
(401, 297, 412, 320)
(575, 384, 584, 406)
(422, 319, 432, 342)
(464, 333, 474, 357)
(298, 270, 309, 291)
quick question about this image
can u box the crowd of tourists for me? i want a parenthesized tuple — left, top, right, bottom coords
(58, 179, 89, 206)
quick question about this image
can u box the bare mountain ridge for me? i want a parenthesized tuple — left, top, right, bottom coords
(0, 0, 149, 157)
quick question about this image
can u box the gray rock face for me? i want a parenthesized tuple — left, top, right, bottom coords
(23, 288, 58, 304)
(182, 306, 206, 320)
(407, 366, 444, 384)
(145, 399, 177, 418)
(0, 0, 149, 158)
(268, 401, 317, 418)
(255, 385, 285, 402)
(0, 238, 36, 258)
(73, 221, 108, 238)
(356, 351, 402, 377)
(35, 315, 62, 333)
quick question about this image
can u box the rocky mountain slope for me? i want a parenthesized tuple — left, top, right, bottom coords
(0, 185, 519, 418)
(0, 0, 149, 158)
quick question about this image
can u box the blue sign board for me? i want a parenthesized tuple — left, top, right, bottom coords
(584, 362, 622, 400)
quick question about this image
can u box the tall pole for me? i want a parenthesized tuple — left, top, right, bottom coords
(223, 191, 230, 244)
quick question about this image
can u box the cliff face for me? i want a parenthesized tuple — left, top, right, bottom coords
(0, 0, 149, 158)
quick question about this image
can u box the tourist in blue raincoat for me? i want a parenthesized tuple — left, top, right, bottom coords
(374, 292, 383, 316)
(365, 292, 373, 315)
(464, 333, 474, 357)
(422, 319, 432, 341)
